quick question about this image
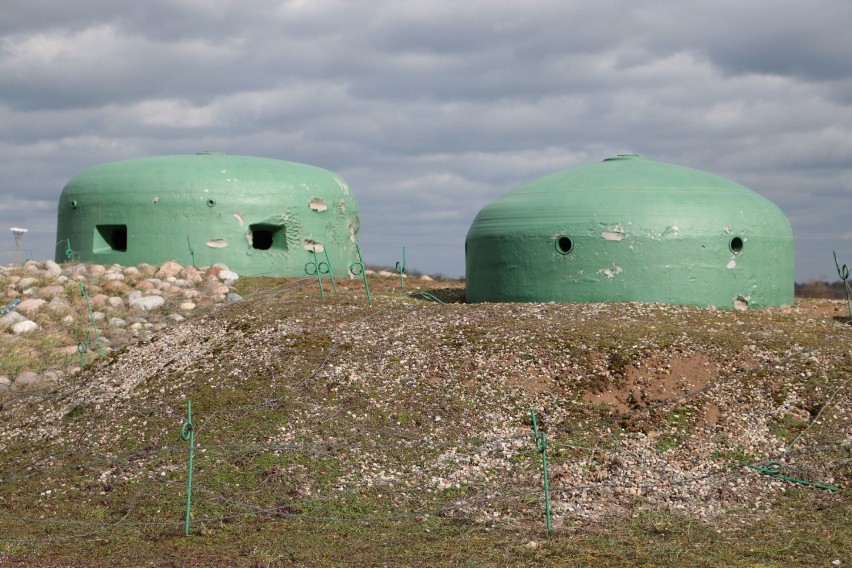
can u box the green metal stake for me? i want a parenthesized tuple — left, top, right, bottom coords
(305, 249, 330, 299)
(187, 236, 196, 267)
(77, 331, 91, 368)
(349, 245, 372, 306)
(181, 401, 195, 536)
(79, 282, 104, 356)
(743, 462, 839, 492)
(323, 249, 337, 293)
(395, 245, 407, 289)
(59, 239, 75, 261)
(833, 251, 852, 321)
(530, 410, 552, 533)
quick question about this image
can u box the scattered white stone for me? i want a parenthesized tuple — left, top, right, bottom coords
(109, 317, 127, 328)
(168, 314, 185, 322)
(92, 311, 106, 321)
(226, 293, 243, 304)
(219, 270, 239, 285)
(180, 302, 196, 311)
(61, 315, 74, 324)
(129, 295, 166, 311)
(11, 320, 39, 334)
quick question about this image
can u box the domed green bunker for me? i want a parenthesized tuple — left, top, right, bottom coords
(465, 155, 794, 309)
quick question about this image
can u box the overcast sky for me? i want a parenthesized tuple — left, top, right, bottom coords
(1, 0, 851, 280)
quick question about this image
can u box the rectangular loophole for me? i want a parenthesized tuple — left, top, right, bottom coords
(93, 224, 127, 253)
(249, 224, 286, 251)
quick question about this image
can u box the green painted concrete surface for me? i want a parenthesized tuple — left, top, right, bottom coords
(465, 155, 794, 308)
(56, 154, 360, 276)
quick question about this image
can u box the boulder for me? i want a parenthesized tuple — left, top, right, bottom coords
(47, 297, 72, 312)
(88, 264, 106, 277)
(156, 261, 183, 279)
(64, 263, 88, 276)
(16, 277, 38, 290)
(129, 295, 166, 311)
(0, 311, 26, 329)
(178, 266, 203, 283)
(138, 263, 157, 276)
(44, 260, 62, 276)
(102, 280, 131, 294)
(14, 371, 40, 388)
(11, 320, 39, 334)
(16, 298, 47, 317)
(108, 296, 124, 308)
(38, 285, 66, 298)
(219, 270, 239, 285)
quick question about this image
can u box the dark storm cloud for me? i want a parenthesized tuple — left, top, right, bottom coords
(0, 0, 850, 279)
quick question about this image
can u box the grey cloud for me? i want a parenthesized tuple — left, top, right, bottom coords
(0, 1, 850, 281)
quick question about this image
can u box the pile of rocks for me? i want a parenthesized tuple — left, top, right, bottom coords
(0, 259, 243, 389)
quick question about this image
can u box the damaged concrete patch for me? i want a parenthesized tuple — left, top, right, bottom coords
(309, 198, 328, 212)
(734, 296, 750, 311)
(598, 265, 623, 279)
(303, 239, 324, 253)
(206, 239, 228, 249)
(601, 231, 625, 241)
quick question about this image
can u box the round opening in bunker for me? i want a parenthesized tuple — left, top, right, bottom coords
(730, 236, 744, 254)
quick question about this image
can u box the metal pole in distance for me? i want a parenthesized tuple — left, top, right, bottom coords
(79, 282, 105, 356)
(10, 228, 27, 265)
(834, 251, 852, 321)
(180, 401, 195, 536)
(530, 410, 552, 533)
(349, 245, 372, 306)
(304, 249, 330, 299)
(323, 248, 337, 293)
(395, 245, 406, 289)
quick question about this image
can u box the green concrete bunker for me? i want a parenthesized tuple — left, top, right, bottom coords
(55, 153, 360, 276)
(465, 155, 794, 309)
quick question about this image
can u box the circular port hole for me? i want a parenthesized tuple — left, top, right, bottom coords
(730, 236, 744, 254)
(69, 200, 78, 209)
(556, 236, 574, 255)
(206, 198, 217, 207)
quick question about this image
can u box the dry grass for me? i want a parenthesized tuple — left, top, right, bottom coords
(0, 276, 849, 567)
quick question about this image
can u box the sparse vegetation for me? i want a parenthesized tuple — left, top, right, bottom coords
(0, 263, 850, 566)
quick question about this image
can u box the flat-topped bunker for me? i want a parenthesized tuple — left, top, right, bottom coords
(55, 153, 360, 276)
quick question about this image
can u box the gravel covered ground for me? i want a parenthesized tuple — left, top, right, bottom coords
(0, 266, 849, 565)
